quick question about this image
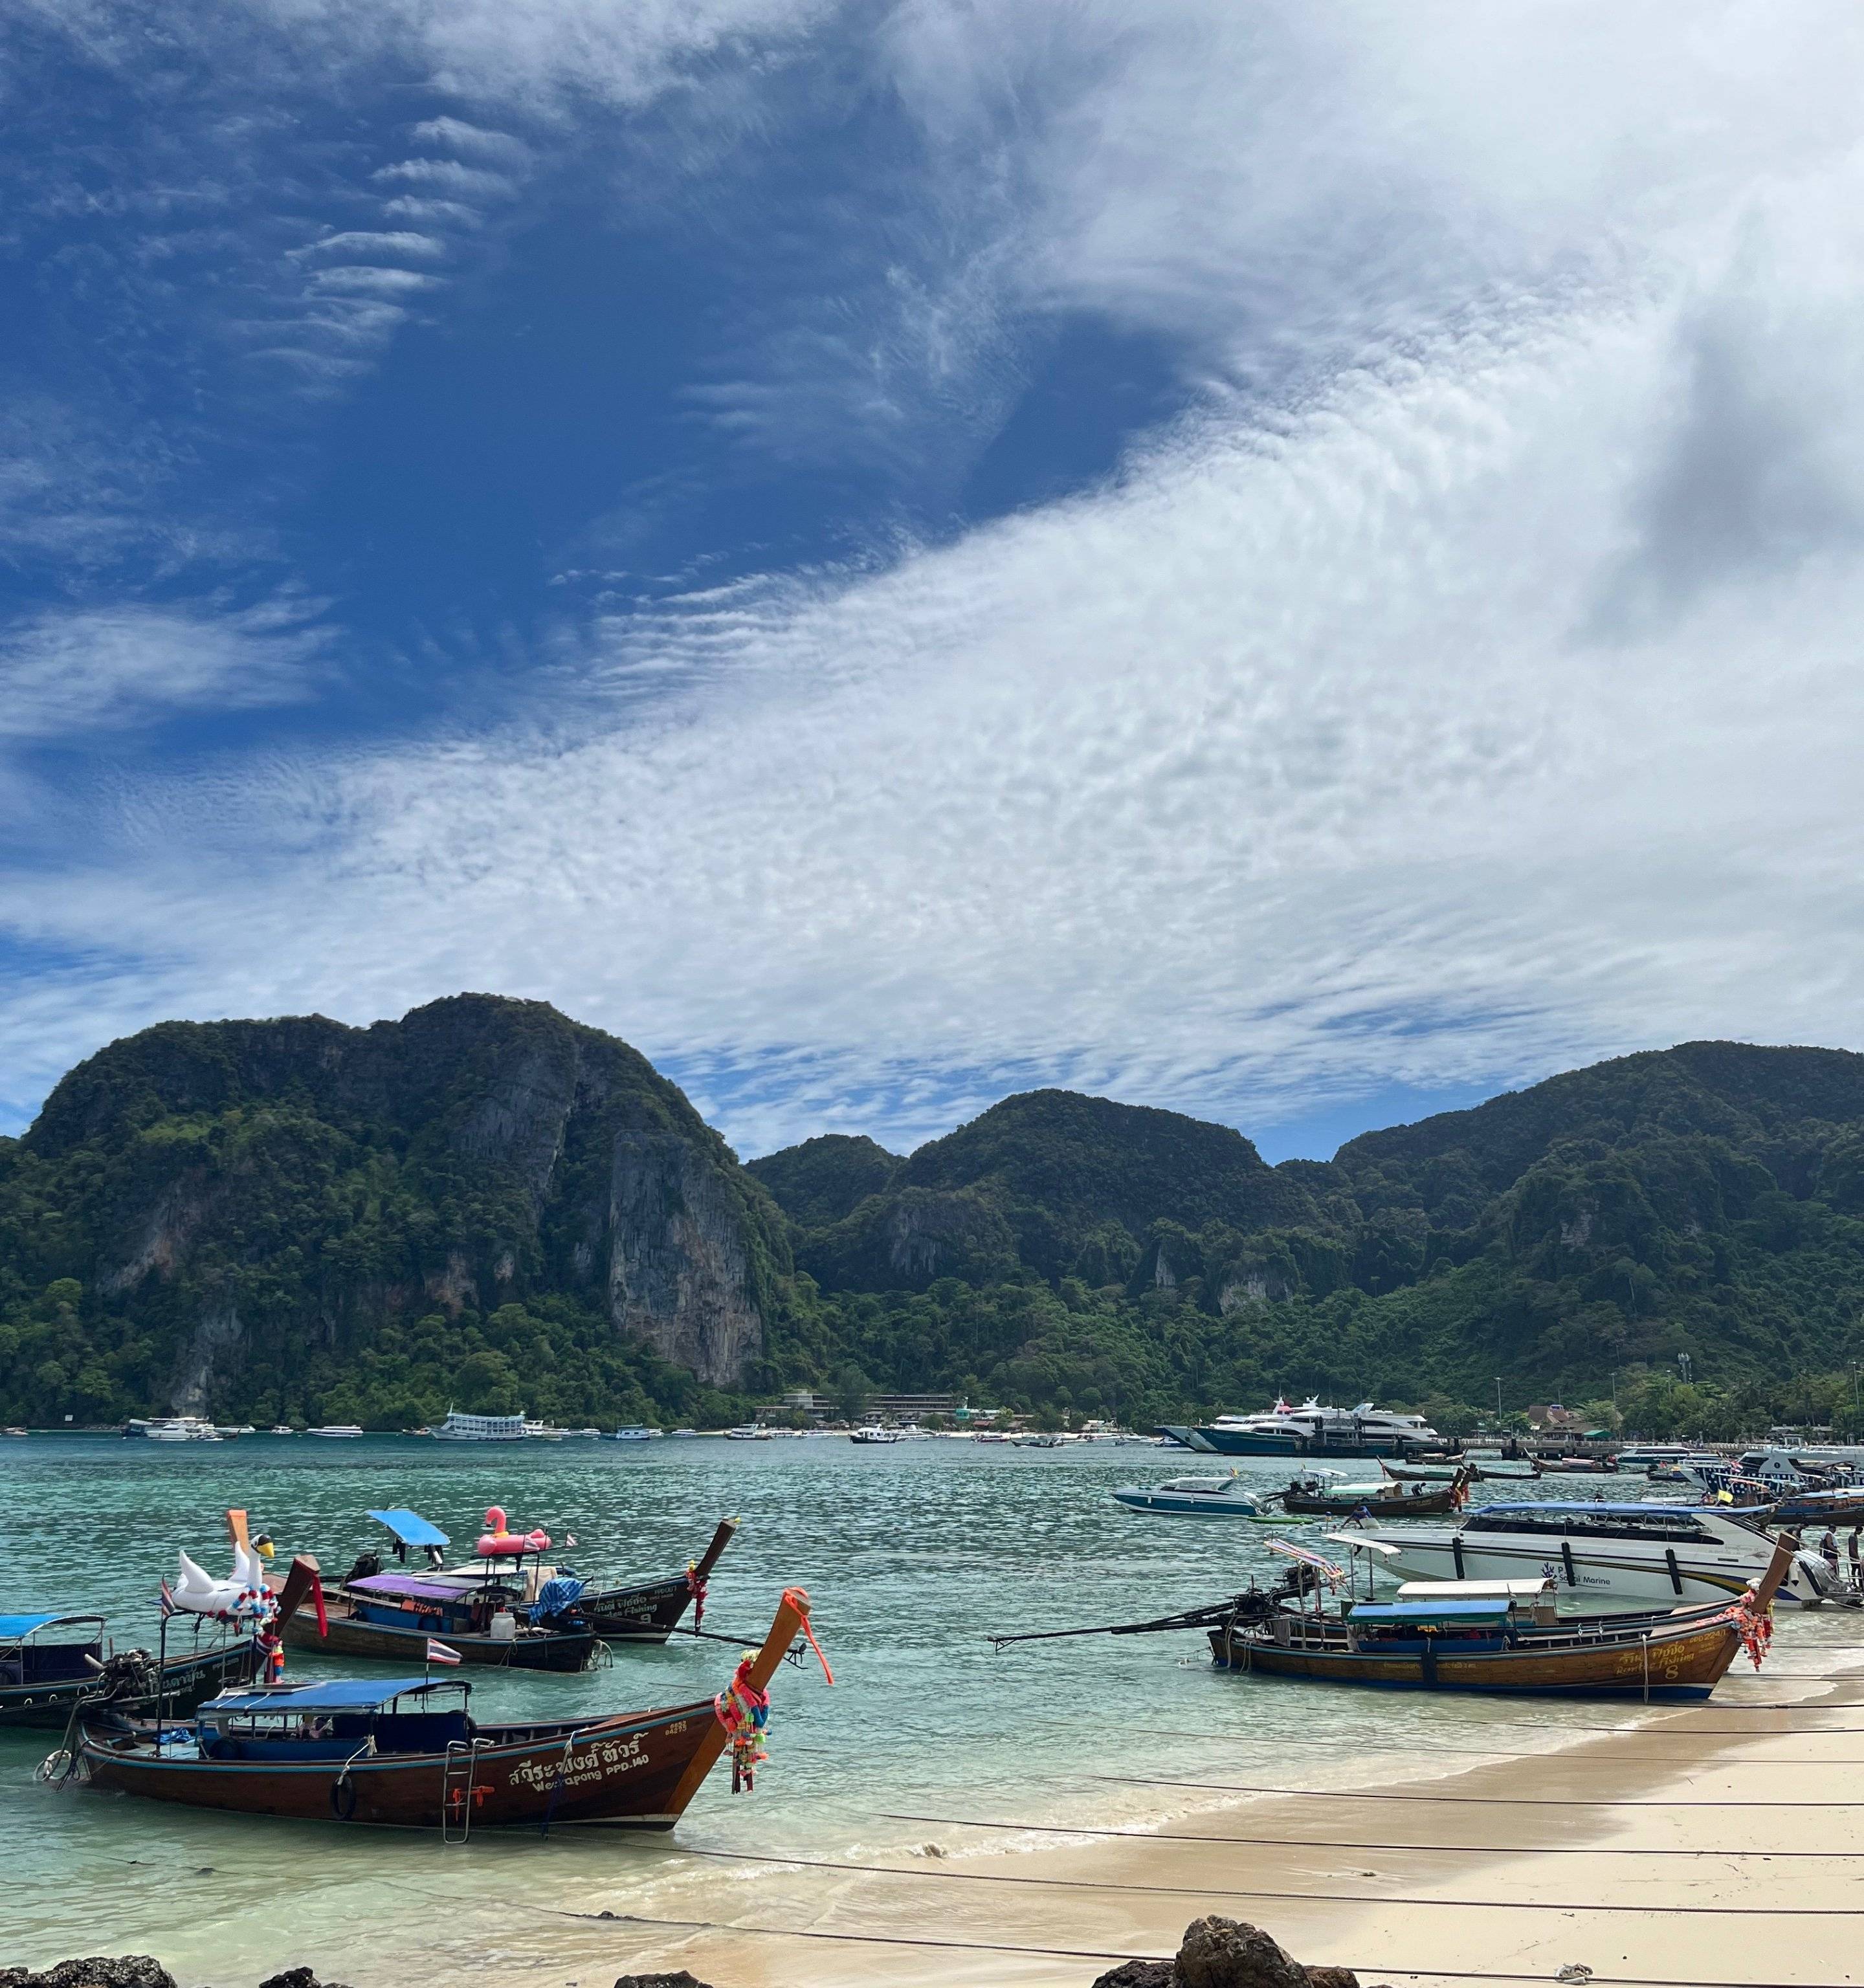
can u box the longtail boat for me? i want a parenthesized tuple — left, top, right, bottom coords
(1, 1613, 262, 1729)
(291, 1508, 738, 1648)
(74, 1588, 826, 1833)
(1277, 1466, 1469, 1518)
(272, 1562, 595, 1672)
(991, 1535, 1793, 1701)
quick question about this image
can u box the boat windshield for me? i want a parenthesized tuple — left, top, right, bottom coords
(1161, 1477, 1241, 1494)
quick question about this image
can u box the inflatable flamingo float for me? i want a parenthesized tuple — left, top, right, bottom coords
(474, 1505, 550, 1558)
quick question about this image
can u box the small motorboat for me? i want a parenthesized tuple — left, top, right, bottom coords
(1112, 1473, 1276, 1518)
(849, 1426, 904, 1444)
(724, 1425, 773, 1441)
(74, 1589, 828, 1833)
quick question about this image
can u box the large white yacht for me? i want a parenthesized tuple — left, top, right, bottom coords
(1181, 1398, 1441, 1458)
(1364, 1499, 1846, 1608)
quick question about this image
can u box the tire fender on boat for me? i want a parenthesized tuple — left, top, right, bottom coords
(329, 1774, 357, 1820)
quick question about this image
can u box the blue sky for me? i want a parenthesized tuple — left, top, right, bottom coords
(5, 2, 1864, 1162)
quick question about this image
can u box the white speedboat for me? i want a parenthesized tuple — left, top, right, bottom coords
(1364, 1499, 1845, 1609)
(850, 1425, 903, 1444)
(724, 1424, 773, 1441)
(268, 1425, 296, 1435)
(611, 1426, 660, 1441)
(1112, 1473, 1274, 1518)
(306, 1424, 364, 1439)
(432, 1410, 526, 1442)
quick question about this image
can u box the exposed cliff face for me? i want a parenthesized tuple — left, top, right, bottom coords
(609, 1133, 765, 1384)
(8, 995, 784, 1409)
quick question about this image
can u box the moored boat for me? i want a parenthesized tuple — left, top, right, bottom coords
(1277, 1466, 1468, 1518)
(2, 1613, 262, 1729)
(1111, 1473, 1276, 1518)
(74, 1588, 827, 1832)
(1364, 1499, 1843, 1607)
(1208, 1563, 1779, 1698)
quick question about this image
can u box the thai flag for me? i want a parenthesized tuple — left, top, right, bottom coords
(426, 1639, 461, 1666)
(158, 1579, 177, 1618)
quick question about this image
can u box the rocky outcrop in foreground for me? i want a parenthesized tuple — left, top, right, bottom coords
(1093, 1916, 1387, 1988)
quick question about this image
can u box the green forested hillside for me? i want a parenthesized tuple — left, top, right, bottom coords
(5, 1010, 1864, 1439)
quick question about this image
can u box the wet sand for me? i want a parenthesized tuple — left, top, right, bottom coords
(561, 1666, 1864, 1988)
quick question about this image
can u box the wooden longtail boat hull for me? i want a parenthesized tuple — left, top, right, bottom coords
(1210, 1611, 1744, 1697)
(77, 1589, 817, 1832)
(1280, 1486, 1461, 1517)
(82, 1703, 711, 1827)
(277, 1598, 594, 1672)
(575, 1518, 740, 1643)
(0, 1640, 262, 1729)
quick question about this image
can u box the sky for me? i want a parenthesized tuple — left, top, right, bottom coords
(5, 2, 1864, 1164)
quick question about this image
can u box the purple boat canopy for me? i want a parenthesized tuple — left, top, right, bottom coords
(348, 1573, 471, 1604)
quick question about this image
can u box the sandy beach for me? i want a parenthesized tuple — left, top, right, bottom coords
(556, 1657, 1864, 1988)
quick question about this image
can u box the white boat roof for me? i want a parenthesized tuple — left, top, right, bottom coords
(1395, 1578, 1551, 1602)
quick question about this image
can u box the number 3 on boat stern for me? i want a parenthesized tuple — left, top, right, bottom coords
(74, 1587, 830, 1833)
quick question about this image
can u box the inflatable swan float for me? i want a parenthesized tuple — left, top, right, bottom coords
(170, 1542, 272, 1619)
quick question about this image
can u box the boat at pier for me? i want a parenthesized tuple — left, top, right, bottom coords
(73, 1589, 827, 1833)
(431, 1410, 526, 1442)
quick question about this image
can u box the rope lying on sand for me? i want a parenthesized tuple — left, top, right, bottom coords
(531, 1907, 1864, 1985)
(649, 1842, 1864, 1914)
(875, 1808, 1864, 1857)
(1089, 1772, 1864, 1807)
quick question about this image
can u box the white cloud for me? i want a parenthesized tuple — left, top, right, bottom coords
(288, 231, 448, 262)
(7, 1, 1864, 1161)
(0, 600, 327, 742)
(304, 265, 443, 297)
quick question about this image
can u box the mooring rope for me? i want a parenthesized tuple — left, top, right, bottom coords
(874, 1808, 1864, 1857)
(659, 1842, 1864, 1914)
(1089, 1773, 1864, 1807)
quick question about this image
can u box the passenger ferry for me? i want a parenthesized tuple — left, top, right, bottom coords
(431, 1411, 526, 1443)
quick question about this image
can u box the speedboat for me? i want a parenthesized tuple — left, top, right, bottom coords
(849, 1426, 903, 1444)
(1113, 1474, 1276, 1517)
(724, 1425, 773, 1441)
(305, 1424, 363, 1439)
(612, 1426, 661, 1441)
(1364, 1499, 1848, 1608)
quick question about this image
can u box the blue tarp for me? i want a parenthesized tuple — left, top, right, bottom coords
(532, 1576, 586, 1622)
(205, 1677, 442, 1714)
(366, 1508, 450, 1548)
(0, 1613, 67, 1640)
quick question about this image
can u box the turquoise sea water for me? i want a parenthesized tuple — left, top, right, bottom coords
(3, 1437, 1858, 1984)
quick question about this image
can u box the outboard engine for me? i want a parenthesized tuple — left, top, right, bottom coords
(1790, 1548, 1842, 1605)
(343, 1550, 383, 1586)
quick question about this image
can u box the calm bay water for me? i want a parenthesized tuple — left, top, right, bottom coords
(3, 1436, 1858, 1984)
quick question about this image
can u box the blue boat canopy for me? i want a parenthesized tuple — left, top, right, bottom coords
(366, 1508, 450, 1548)
(1349, 1599, 1514, 1625)
(204, 1677, 449, 1714)
(0, 1612, 69, 1640)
